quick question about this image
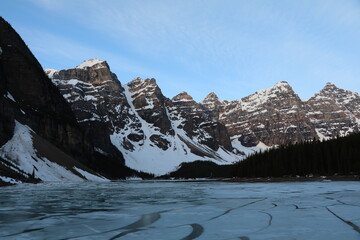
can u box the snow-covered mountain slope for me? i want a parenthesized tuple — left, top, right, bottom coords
(49, 63, 242, 175)
(113, 84, 241, 175)
(0, 121, 107, 183)
(202, 81, 360, 147)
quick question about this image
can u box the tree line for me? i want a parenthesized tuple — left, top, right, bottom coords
(233, 133, 360, 178)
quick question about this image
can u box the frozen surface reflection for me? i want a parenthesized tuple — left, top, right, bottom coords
(0, 181, 359, 240)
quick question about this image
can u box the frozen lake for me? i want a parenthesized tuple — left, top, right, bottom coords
(0, 181, 359, 240)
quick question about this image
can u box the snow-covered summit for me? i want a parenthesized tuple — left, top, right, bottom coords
(240, 81, 297, 110)
(255, 81, 292, 95)
(311, 82, 360, 103)
(76, 58, 106, 69)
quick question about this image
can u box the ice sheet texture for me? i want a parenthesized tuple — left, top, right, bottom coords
(0, 181, 359, 240)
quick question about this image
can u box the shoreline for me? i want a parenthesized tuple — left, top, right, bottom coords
(1, 175, 359, 187)
(221, 175, 360, 183)
(158, 175, 360, 183)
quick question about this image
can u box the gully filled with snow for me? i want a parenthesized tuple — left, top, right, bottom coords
(0, 181, 359, 240)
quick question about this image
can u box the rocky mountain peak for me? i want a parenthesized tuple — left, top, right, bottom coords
(172, 91, 195, 103)
(127, 77, 163, 105)
(267, 81, 293, 93)
(325, 82, 336, 87)
(202, 92, 221, 103)
(306, 82, 360, 140)
(205, 91, 219, 99)
(311, 82, 359, 102)
(201, 92, 223, 119)
(76, 58, 108, 70)
(240, 81, 299, 110)
(49, 59, 117, 86)
(317, 82, 340, 95)
(128, 77, 157, 89)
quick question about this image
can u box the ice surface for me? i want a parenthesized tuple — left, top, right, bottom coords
(0, 181, 359, 240)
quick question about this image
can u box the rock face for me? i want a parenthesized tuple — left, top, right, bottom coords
(201, 81, 360, 147)
(0, 17, 126, 183)
(127, 77, 173, 136)
(201, 92, 223, 120)
(170, 91, 232, 152)
(49, 66, 240, 175)
(306, 82, 360, 140)
(49, 59, 131, 162)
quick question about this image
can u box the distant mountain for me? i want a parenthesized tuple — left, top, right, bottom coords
(201, 81, 360, 148)
(306, 82, 360, 140)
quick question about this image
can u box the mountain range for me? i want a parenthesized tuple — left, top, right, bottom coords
(45, 58, 360, 175)
(1, 17, 359, 184)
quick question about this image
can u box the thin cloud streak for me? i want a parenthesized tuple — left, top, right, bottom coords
(5, 0, 360, 101)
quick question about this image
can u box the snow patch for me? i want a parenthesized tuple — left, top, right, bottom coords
(0, 176, 22, 184)
(76, 58, 104, 69)
(5, 92, 16, 102)
(94, 147, 107, 156)
(356, 118, 360, 126)
(315, 129, 330, 141)
(0, 121, 106, 182)
(73, 167, 109, 182)
(231, 138, 270, 156)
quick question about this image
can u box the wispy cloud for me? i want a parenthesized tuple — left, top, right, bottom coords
(10, 0, 360, 101)
(17, 26, 166, 80)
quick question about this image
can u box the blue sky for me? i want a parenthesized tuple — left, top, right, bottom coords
(2, 0, 360, 101)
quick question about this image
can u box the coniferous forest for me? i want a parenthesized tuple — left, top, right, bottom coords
(233, 133, 360, 178)
(166, 133, 360, 179)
